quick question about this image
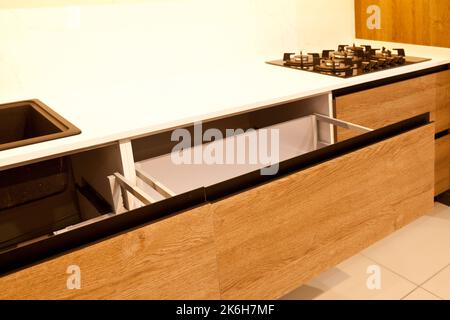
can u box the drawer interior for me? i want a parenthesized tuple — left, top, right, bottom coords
(134, 114, 371, 202)
(118, 99, 372, 211)
(0, 155, 113, 252)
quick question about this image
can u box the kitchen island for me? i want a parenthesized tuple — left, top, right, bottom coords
(0, 39, 449, 299)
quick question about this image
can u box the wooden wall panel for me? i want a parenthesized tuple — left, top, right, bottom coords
(355, 0, 450, 48)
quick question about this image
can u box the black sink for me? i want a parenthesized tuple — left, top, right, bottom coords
(0, 100, 81, 151)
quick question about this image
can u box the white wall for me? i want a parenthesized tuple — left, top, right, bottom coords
(0, 0, 355, 77)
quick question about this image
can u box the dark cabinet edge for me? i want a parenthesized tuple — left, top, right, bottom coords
(436, 130, 450, 140)
(436, 191, 450, 206)
(332, 64, 449, 97)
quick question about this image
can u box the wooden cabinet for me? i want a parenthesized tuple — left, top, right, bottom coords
(355, 0, 450, 48)
(435, 135, 450, 196)
(0, 121, 435, 300)
(211, 124, 434, 300)
(0, 93, 437, 300)
(435, 71, 450, 133)
(335, 70, 450, 196)
(434, 70, 450, 196)
(0, 205, 220, 300)
(335, 73, 438, 141)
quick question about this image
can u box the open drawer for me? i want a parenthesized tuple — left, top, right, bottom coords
(0, 157, 112, 252)
(0, 105, 435, 299)
(109, 111, 433, 300)
(115, 113, 373, 208)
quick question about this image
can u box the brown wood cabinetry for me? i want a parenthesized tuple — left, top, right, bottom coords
(0, 122, 435, 300)
(0, 86, 439, 299)
(0, 205, 220, 300)
(435, 135, 450, 196)
(435, 71, 450, 133)
(210, 124, 434, 299)
(355, 0, 450, 48)
(335, 69, 450, 196)
(335, 73, 439, 141)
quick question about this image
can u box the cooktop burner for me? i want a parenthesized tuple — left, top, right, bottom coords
(267, 44, 431, 78)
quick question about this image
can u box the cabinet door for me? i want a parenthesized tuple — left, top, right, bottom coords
(435, 70, 450, 133)
(211, 124, 434, 300)
(435, 135, 450, 196)
(0, 205, 219, 300)
(335, 74, 437, 141)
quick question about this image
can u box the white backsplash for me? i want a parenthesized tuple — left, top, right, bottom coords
(0, 0, 355, 77)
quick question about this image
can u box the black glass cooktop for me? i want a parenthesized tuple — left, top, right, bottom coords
(267, 44, 431, 78)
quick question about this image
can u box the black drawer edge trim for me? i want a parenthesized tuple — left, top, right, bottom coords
(333, 64, 449, 97)
(0, 188, 206, 276)
(436, 130, 450, 139)
(205, 113, 431, 202)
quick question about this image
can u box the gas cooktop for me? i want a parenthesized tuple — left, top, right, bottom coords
(267, 44, 431, 78)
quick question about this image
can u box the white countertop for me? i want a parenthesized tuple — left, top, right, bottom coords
(1, 39, 450, 169)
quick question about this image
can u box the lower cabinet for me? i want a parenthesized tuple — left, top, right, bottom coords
(0, 114, 435, 300)
(211, 124, 434, 299)
(0, 205, 220, 300)
(335, 69, 450, 196)
(435, 135, 450, 196)
(335, 72, 439, 141)
(435, 70, 450, 134)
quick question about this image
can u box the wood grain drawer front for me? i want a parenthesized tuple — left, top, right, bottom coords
(211, 124, 434, 300)
(435, 135, 450, 196)
(0, 205, 220, 300)
(335, 74, 437, 141)
(435, 70, 450, 133)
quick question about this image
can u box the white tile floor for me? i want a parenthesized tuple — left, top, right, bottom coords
(282, 202, 450, 300)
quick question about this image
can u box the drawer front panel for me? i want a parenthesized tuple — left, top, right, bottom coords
(0, 205, 220, 300)
(211, 124, 434, 300)
(435, 135, 450, 196)
(435, 70, 450, 133)
(335, 74, 437, 141)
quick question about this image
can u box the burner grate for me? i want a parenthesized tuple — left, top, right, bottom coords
(267, 44, 429, 78)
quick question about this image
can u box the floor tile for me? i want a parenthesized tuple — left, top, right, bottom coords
(429, 202, 450, 220)
(362, 204, 450, 284)
(402, 288, 441, 300)
(281, 254, 415, 300)
(422, 265, 450, 300)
